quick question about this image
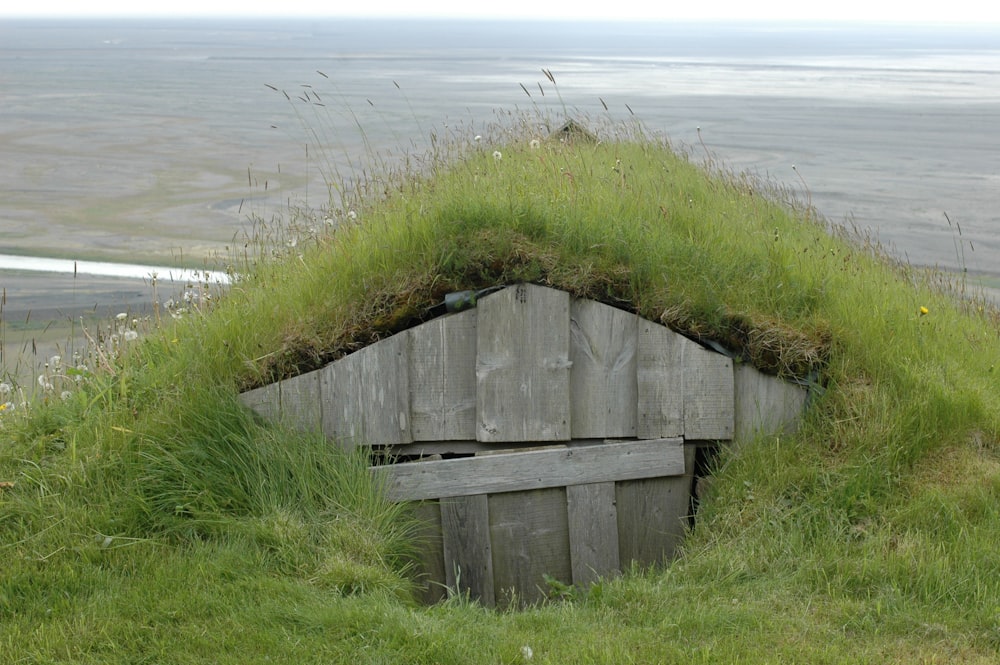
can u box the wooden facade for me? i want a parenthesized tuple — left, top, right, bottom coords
(240, 283, 809, 607)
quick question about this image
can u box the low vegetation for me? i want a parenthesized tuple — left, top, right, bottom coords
(2, 111, 1000, 663)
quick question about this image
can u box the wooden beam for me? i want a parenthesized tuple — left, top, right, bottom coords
(239, 382, 281, 424)
(320, 333, 412, 449)
(733, 363, 807, 441)
(636, 321, 685, 438)
(440, 494, 494, 605)
(569, 298, 638, 438)
(476, 284, 571, 442)
(684, 346, 734, 440)
(409, 310, 478, 441)
(567, 482, 620, 587)
(278, 368, 322, 434)
(373, 438, 684, 502)
(489, 488, 571, 608)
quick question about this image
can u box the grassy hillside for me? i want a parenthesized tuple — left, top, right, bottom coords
(2, 116, 1000, 663)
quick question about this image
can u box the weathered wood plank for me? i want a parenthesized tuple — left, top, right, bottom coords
(239, 382, 281, 424)
(616, 465, 694, 568)
(410, 501, 447, 605)
(489, 488, 571, 608)
(636, 321, 685, 438)
(374, 438, 685, 502)
(359, 334, 412, 445)
(409, 310, 478, 441)
(320, 334, 412, 449)
(569, 299, 638, 438)
(684, 346, 734, 440)
(567, 482, 620, 587)
(733, 363, 808, 442)
(476, 284, 571, 442)
(440, 494, 494, 605)
(319, 349, 364, 450)
(278, 368, 322, 433)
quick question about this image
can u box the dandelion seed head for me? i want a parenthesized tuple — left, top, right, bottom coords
(520, 645, 533, 661)
(0, 383, 11, 396)
(124, 330, 139, 342)
(474, 134, 482, 142)
(116, 312, 128, 321)
(493, 150, 503, 162)
(529, 139, 540, 150)
(60, 391, 72, 401)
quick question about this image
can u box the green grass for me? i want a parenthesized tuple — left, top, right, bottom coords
(3, 114, 1000, 663)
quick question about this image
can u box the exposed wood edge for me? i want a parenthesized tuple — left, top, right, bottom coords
(376, 438, 659, 458)
(372, 438, 685, 502)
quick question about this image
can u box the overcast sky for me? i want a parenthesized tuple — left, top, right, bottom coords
(3, 0, 999, 23)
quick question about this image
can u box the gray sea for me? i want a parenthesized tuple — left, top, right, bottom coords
(1, 18, 999, 356)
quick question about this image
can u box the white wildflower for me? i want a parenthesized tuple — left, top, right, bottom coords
(347, 210, 357, 221)
(493, 150, 502, 162)
(529, 139, 540, 150)
(116, 312, 128, 322)
(474, 134, 482, 142)
(520, 645, 533, 661)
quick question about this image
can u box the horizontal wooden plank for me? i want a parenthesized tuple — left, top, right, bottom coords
(373, 438, 685, 502)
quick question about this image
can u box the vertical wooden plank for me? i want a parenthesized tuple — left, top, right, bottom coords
(476, 284, 571, 442)
(616, 444, 695, 567)
(409, 309, 477, 441)
(239, 382, 281, 424)
(569, 299, 638, 438)
(278, 369, 322, 434)
(733, 363, 807, 442)
(359, 334, 412, 445)
(410, 501, 448, 605)
(320, 350, 364, 450)
(636, 321, 684, 438)
(684, 346, 734, 440)
(567, 482, 620, 587)
(440, 494, 495, 606)
(320, 335, 412, 449)
(488, 488, 572, 608)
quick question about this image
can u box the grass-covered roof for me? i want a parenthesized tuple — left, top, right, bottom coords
(2, 117, 1000, 663)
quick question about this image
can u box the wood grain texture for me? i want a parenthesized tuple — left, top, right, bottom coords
(374, 437, 685, 502)
(320, 334, 412, 449)
(476, 284, 571, 442)
(489, 488, 571, 608)
(615, 473, 693, 568)
(238, 382, 281, 424)
(733, 363, 807, 441)
(636, 320, 685, 438)
(569, 299, 638, 438)
(683, 345, 734, 440)
(410, 501, 447, 605)
(409, 309, 477, 441)
(278, 368, 322, 434)
(440, 494, 494, 605)
(567, 482, 620, 587)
